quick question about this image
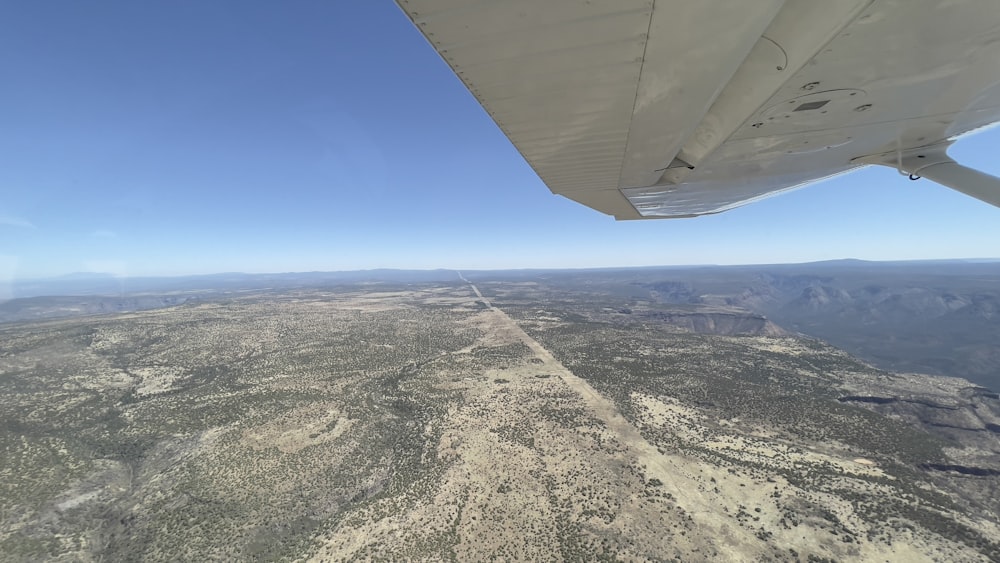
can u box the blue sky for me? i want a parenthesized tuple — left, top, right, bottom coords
(1, 1, 999, 279)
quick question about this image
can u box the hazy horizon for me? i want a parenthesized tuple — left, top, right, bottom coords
(7, 255, 994, 282)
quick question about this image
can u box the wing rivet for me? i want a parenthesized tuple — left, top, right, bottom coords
(854, 104, 872, 112)
(801, 82, 820, 91)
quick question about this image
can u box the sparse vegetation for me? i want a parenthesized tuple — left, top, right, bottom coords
(1, 278, 997, 561)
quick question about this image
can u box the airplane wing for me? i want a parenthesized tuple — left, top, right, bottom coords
(395, 0, 1000, 219)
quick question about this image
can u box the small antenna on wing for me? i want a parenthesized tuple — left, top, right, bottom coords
(895, 132, 904, 176)
(894, 132, 920, 179)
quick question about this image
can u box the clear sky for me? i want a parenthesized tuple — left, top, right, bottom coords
(2, 1, 999, 279)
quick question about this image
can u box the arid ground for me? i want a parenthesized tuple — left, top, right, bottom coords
(2, 279, 999, 561)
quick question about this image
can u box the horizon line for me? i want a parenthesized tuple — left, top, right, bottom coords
(21, 256, 1000, 282)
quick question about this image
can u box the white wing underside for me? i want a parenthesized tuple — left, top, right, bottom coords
(396, 0, 1000, 219)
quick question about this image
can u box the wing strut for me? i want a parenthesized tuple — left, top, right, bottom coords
(859, 144, 1000, 208)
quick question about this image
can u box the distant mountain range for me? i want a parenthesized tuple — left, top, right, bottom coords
(4, 259, 999, 390)
(622, 260, 1000, 390)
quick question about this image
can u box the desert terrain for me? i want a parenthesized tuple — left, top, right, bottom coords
(1, 275, 998, 561)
